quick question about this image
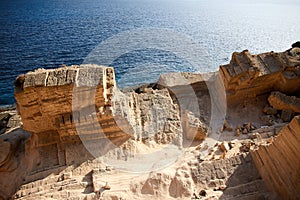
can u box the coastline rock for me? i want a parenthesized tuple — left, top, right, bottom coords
(2, 45, 300, 199)
(219, 49, 300, 103)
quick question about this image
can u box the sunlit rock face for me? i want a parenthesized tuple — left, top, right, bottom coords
(220, 49, 300, 103)
(251, 115, 300, 200)
(14, 65, 134, 168)
(1, 44, 300, 199)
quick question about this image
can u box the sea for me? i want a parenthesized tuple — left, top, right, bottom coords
(0, 0, 299, 106)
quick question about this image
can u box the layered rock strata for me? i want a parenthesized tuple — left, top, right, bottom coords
(219, 49, 300, 103)
(0, 44, 299, 199)
(251, 115, 300, 200)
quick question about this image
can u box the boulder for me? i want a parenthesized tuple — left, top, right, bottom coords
(268, 91, 300, 113)
(281, 109, 294, 122)
(263, 105, 277, 115)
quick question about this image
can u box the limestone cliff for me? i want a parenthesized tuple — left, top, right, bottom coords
(219, 48, 300, 103)
(0, 44, 299, 200)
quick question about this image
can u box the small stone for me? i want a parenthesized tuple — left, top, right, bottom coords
(220, 142, 230, 152)
(195, 145, 201, 150)
(235, 129, 240, 136)
(251, 132, 261, 140)
(244, 123, 251, 132)
(267, 137, 274, 144)
(225, 125, 233, 132)
(193, 192, 200, 199)
(263, 105, 277, 115)
(242, 128, 248, 134)
(103, 182, 111, 190)
(222, 120, 233, 132)
(62, 172, 72, 180)
(235, 127, 241, 136)
(228, 141, 235, 149)
(250, 124, 256, 131)
(199, 190, 206, 197)
(219, 185, 226, 191)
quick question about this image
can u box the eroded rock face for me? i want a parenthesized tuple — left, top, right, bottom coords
(184, 111, 208, 140)
(268, 91, 300, 113)
(219, 48, 300, 103)
(14, 65, 124, 137)
(251, 115, 300, 200)
(2, 45, 300, 199)
(0, 65, 135, 199)
(113, 88, 183, 146)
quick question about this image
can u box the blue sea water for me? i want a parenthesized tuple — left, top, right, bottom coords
(0, 0, 299, 106)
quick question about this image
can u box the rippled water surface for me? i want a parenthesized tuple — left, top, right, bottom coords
(0, 0, 299, 106)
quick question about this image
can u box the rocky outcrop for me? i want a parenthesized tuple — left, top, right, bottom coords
(112, 88, 183, 146)
(219, 49, 300, 103)
(268, 91, 300, 113)
(184, 111, 208, 140)
(1, 64, 190, 199)
(0, 110, 21, 134)
(0, 128, 30, 198)
(251, 115, 300, 200)
(0, 65, 135, 198)
(157, 71, 226, 139)
(1, 44, 300, 199)
(14, 65, 132, 140)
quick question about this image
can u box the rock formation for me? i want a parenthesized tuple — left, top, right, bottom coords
(251, 115, 300, 200)
(268, 91, 300, 113)
(219, 49, 300, 103)
(0, 43, 300, 199)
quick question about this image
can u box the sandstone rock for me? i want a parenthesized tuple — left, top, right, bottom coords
(113, 87, 183, 146)
(251, 115, 300, 200)
(63, 172, 72, 180)
(222, 120, 233, 132)
(268, 91, 300, 113)
(242, 128, 248, 134)
(280, 109, 295, 122)
(103, 182, 111, 190)
(169, 169, 193, 198)
(4, 46, 298, 200)
(199, 189, 206, 197)
(235, 128, 241, 136)
(0, 139, 11, 166)
(220, 142, 230, 152)
(140, 172, 172, 196)
(184, 111, 208, 141)
(263, 105, 277, 115)
(220, 49, 300, 103)
(250, 132, 261, 140)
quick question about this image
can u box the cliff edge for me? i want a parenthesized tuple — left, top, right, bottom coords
(0, 43, 299, 200)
